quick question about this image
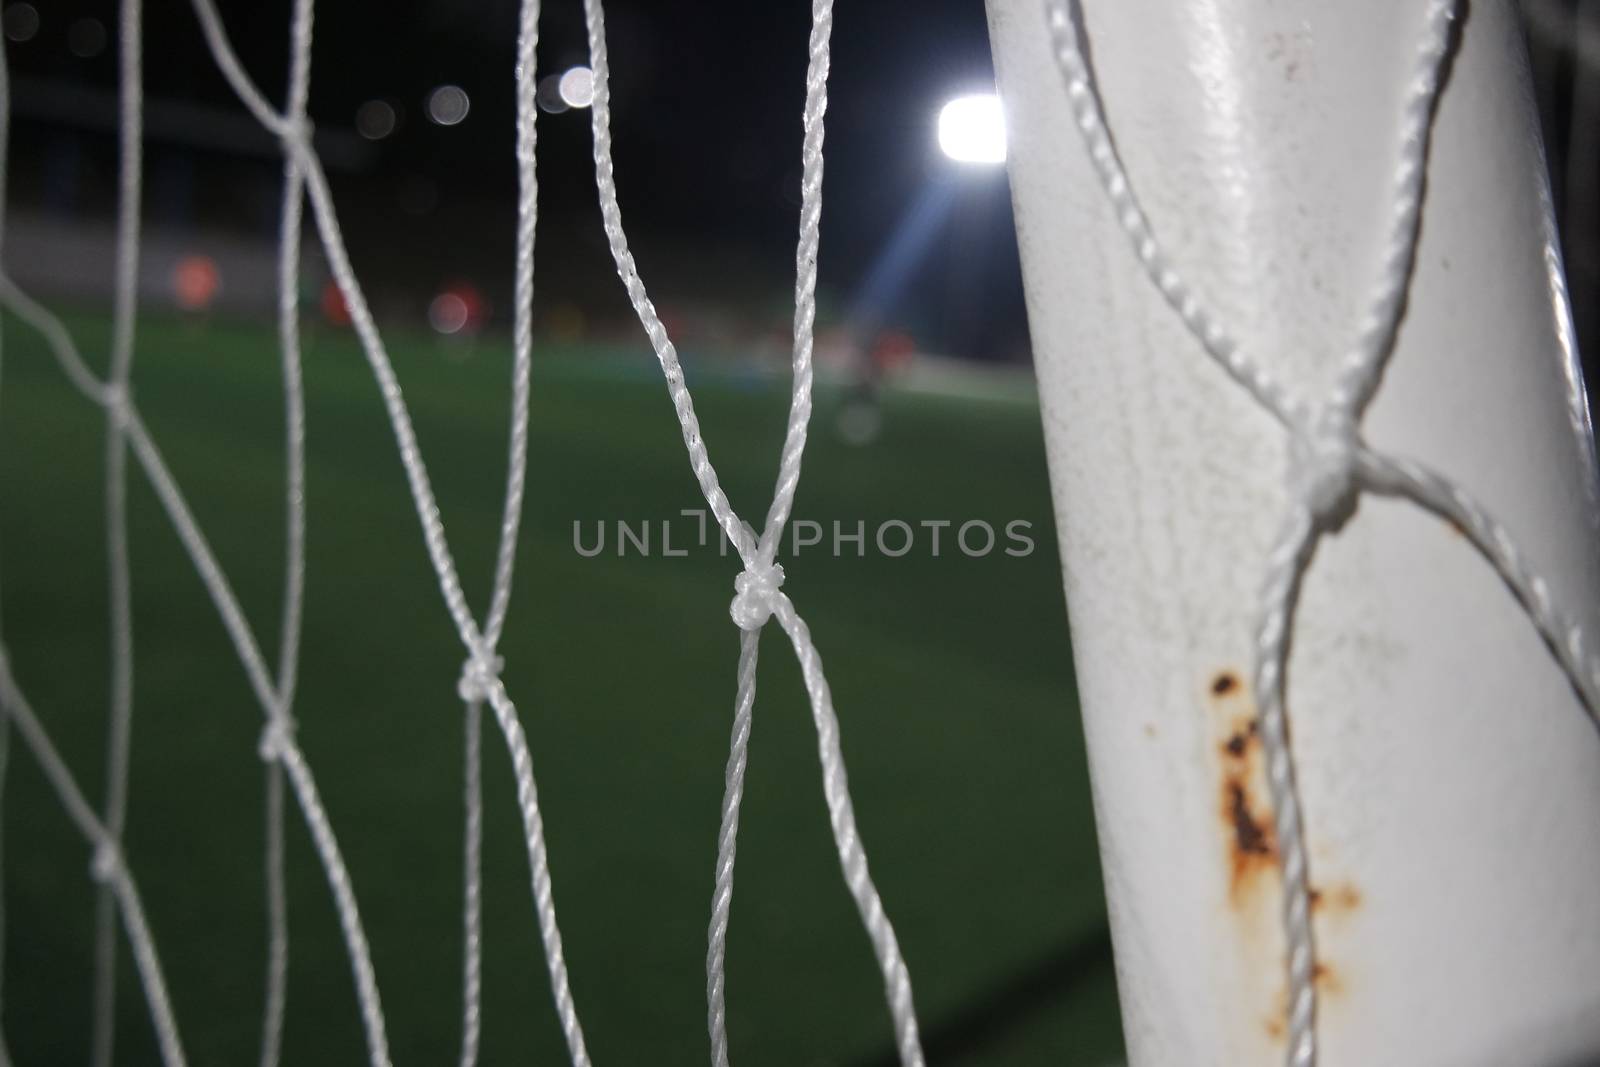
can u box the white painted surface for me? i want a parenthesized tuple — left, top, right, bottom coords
(985, 0, 1600, 1063)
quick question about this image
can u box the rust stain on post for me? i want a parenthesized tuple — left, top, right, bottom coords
(1209, 670, 1362, 1047)
(1221, 723, 1278, 902)
(1309, 882, 1362, 917)
(1265, 962, 1345, 1042)
(1211, 670, 1277, 905)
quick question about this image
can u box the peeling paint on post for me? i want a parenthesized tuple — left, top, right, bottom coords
(986, 0, 1600, 1063)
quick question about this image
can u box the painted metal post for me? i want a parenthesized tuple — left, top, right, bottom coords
(985, 1, 1600, 1064)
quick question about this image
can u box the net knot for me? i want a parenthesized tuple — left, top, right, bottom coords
(90, 839, 121, 883)
(457, 651, 504, 704)
(1290, 404, 1359, 526)
(730, 561, 785, 631)
(278, 114, 313, 150)
(257, 716, 296, 762)
(103, 383, 133, 430)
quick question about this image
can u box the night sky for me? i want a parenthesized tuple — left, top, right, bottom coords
(7, 0, 1032, 361)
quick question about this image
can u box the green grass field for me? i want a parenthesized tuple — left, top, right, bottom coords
(0, 309, 1121, 1065)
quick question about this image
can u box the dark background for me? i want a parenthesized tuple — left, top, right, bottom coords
(5, 1, 1597, 375)
(4, 0, 1030, 361)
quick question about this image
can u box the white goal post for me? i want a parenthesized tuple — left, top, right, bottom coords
(987, 0, 1600, 1064)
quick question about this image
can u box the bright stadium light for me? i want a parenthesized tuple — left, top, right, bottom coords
(937, 93, 1005, 164)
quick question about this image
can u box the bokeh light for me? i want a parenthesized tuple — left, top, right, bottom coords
(536, 75, 569, 115)
(3, 3, 38, 43)
(356, 99, 397, 140)
(430, 283, 485, 337)
(172, 255, 221, 312)
(426, 85, 470, 126)
(67, 17, 106, 58)
(429, 292, 468, 335)
(937, 93, 1006, 164)
(557, 66, 594, 110)
(321, 281, 351, 327)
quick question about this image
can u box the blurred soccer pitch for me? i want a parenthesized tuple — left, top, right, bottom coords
(0, 309, 1122, 1066)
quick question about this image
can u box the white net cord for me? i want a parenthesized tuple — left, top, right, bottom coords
(90, 0, 144, 1062)
(258, 0, 315, 1061)
(0, 0, 930, 1054)
(581, 0, 927, 1063)
(0, 654, 186, 1067)
(0, 0, 599, 1060)
(1043, 0, 1600, 1064)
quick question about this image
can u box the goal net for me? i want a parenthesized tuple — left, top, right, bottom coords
(3, 0, 1599, 1065)
(0, 0, 938, 1064)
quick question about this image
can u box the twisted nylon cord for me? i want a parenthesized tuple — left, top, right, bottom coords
(581, 0, 756, 568)
(0, 57, 394, 1067)
(705, 628, 760, 1067)
(455, 8, 544, 1063)
(90, 2, 144, 1062)
(0, 652, 186, 1067)
(710, 0, 832, 1050)
(582, 1, 924, 1062)
(259, 0, 315, 1063)
(0, 0, 589, 1057)
(1045, 1, 1600, 1063)
(754, 1, 830, 566)
(188, 1, 592, 1061)
(457, 686, 485, 1067)
(126, 401, 395, 1067)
